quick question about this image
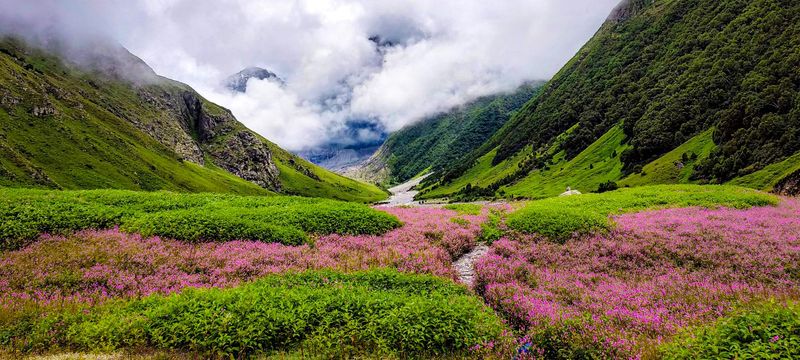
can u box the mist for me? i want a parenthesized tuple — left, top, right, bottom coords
(0, 0, 621, 152)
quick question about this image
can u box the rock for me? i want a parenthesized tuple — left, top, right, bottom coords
(31, 104, 57, 117)
(560, 189, 582, 196)
(209, 130, 281, 191)
(453, 244, 489, 287)
(224, 67, 284, 93)
(774, 169, 800, 196)
(607, 0, 651, 22)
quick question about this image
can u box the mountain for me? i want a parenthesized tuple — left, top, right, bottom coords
(419, 0, 800, 200)
(296, 120, 387, 172)
(224, 66, 283, 93)
(0, 37, 387, 202)
(346, 82, 543, 185)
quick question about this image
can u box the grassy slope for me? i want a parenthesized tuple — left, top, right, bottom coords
(0, 39, 385, 202)
(423, 0, 800, 199)
(620, 128, 716, 187)
(729, 150, 800, 191)
(504, 125, 629, 198)
(268, 142, 388, 203)
(419, 125, 628, 200)
(0, 52, 269, 195)
(379, 83, 541, 184)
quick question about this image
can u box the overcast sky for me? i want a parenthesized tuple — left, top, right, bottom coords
(1, 0, 620, 151)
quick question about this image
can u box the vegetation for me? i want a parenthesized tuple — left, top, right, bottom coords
(0, 188, 400, 250)
(506, 185, 777, 241)
(443, 203, 482, 215)
(0, 37, 386, 202)
(661, 301, 800, 359)
(379, 82, 541, 184)
(1, 269, 506, 358)
(423, 0, 800, 200)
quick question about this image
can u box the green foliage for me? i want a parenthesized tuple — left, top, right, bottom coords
(620, 128, 716, 187)
(429, 0, 800, 196)
(478, 208, 505, 244)
(507, 185, 777, 241)
(661, 301, 800, 359)
(2, 270, 507, 358)
(443, 203, 482, 215)
(0, 188, 400, 250)
(382, 82, 542, 184)
(0, 37, 386, 202)
(595, 181, 619, 193)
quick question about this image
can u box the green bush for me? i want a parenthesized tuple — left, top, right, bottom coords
(0, 188, 401, 250)
(443, 203, 482, 215)
(507, 185, 777, 241)
(2, 270, 506, 358)
(660, 301, 800, 359)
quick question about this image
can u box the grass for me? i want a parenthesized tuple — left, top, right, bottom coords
(730, 150, 800, 191)
(0, 188, 400, 250)
(620, 128, 716, 187)
(443, 203, 482, 215)
(504, 125, 630, 199)
(270, 147, 388, 203)
(1, 269, 506, 359)
(0, 38, 386, 203)
(507, 185, 778, 242)
(660, 301, 800, 359)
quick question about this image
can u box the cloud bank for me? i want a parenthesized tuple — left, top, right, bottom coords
(0, 0, 620, 151)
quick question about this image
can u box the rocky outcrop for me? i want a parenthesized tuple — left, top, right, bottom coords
(207, 130, 281, 190)
(341, 143, 391, 185)
(607, 0, 652, 22)
(774, 169, 800, 196)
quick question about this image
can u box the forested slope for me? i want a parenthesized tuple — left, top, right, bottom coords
(422, 0, 800, 199)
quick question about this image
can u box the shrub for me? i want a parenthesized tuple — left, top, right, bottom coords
(443, 203, 482, 215)
(507, 185, 777, 241)
(660, 301, 800, 359)
(0, 189, 401, 250)
(2, 270, 507, 358)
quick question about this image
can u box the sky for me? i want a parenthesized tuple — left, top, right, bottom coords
(0, 0, 621, 151)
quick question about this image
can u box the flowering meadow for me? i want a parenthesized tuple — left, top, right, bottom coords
(0, 206, 489, 310)
(1, 186, 799, 358)
(475, 199, 800, 358)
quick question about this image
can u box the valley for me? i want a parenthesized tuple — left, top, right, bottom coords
(1, 0, 799, 358)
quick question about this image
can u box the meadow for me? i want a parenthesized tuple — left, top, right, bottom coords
(0, 185, 798, 359)
(0, 188, 400, 251)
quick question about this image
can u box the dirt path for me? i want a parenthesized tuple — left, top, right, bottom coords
(453, 243, 489, 287)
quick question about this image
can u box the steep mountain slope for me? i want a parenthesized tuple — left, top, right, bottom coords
(422, 0, 800, 200)
(0, 37, 386, 202)
(347, 82, 542, 185)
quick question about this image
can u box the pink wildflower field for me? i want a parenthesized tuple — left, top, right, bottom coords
(1, 198, 799, 358)
(475, 199, 800, 357)
(0, 206, 488, 309)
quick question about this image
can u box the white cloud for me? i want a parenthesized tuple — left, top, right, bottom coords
(0, 0, 621, 151)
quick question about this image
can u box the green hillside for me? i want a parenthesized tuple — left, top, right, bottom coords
(0, 38, 386, 202)
(352, 82, 541, 185)
(423, 0, 800, 200)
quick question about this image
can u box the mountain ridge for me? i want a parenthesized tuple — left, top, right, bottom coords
(0, 37, 386, 202)
(419, 0, 800, 200)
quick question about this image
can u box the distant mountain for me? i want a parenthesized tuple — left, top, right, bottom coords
(224, 66, 283, 93)
(0, 37, 386, 202)
(419, 0, 800, 200)
(296, 119, 386, 173)
(346, 82, 543, 185)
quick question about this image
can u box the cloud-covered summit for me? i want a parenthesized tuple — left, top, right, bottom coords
(0, 0, 620, 152)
